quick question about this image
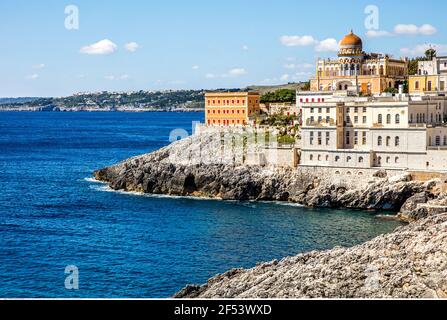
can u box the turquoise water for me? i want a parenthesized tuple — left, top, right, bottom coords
(0, 112, 401, 298)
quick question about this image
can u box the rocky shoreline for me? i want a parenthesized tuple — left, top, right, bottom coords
(94, 131, 447, 298)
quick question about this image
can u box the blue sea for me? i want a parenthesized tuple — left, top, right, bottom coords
(0, 112, 402, 298)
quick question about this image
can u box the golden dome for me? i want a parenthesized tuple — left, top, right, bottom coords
(340, 30, 363, 47)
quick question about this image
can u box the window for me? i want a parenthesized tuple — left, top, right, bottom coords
(310, 132, 314, 145)
(363, 107, 367, 113)
(318, 132, 322, 145)
(386, 114, 391, 124)
(386, 157, 391, 164)
(326, 132, 330, 145)
(346, 131, 350, 145)
(415, 81, 420, 90)
(363, 116, 367, 124)
(318, 108, 322, 113)
(335, 156, 340, 162)
(310, 154, 314, 161)
(444, 136, 447, 146)
(378, 114, 383, 124)
(378, 136, 383, 146)
(359, 157, 364, 163)
(395, 114, 400, 124)
(378, 156, 382, 165)
(386, 136, 391, 146)
(310, 116, 315, 123)
(310, 108, 314, 113)
(362, 132, 367, 145)
(326, 108, 330, 113)
(410, 114, 414, 123)
(436, 136, 441, 146)
(318, 155, 322, 161)
(318, 116, 322, 123)
(354, 131, 359, 145)
(354, 107, 358, 113)
(347, 156, 352, 162)
(354, 116, 359, 124)
(428, 81, 432, 91)
(395, 136, 400, 146)
(326, 116, 330, 123)
(395, 157, 399, 164)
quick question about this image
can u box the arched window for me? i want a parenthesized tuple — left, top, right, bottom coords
(378, 156, 382, 165)
(395, 157, 399, 164)
(359, 157, 364, 163)
(386, 156, 391, 163)
(378, 136, 383, 146)
(386, 136, 391, 146)
(395, 114, 400, 124)
(347, 156, 352, 162)
(335, 156, 340, 162)
(386, 114, 391, 124)
(378, 114, 383, 124)
(318, 155, 322, 161)
(395, 136, 400, 146)
(310, 154, 314, 161)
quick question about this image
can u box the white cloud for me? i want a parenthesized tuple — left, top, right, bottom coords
(315, 38, 339, 52)
(242, 45, 249, 51)
(104, 74, 130, 81)
(366, 30, 392, 38)
(33, 63, 45, 69)
(366, 24, 437, 38)
(394, 24, 437, 35)
(280, 74, 290, 82)
(192, 65, 200, 70)
(205, 68, 248, 79)
(280, 35, 338, 52)
(80, 39, 118, 55)
(228, 68, 247, 77)
(280, 35, 318, 47)
(124, 42, 140, 52)
(401, 43, 447, 56)
(25, 74, 39, 80)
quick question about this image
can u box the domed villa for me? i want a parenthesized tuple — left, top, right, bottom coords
(310, 30, 408, 95)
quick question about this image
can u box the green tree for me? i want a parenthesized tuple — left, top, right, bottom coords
(425, 48, 437, 60)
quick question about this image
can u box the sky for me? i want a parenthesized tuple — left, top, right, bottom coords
(0, 0, 446, 97)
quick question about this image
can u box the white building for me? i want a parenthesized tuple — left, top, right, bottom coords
(298, 90, 447, 172)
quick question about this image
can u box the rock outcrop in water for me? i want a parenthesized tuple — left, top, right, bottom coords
(94, 130, 447, 298)
(94, 132, 439, 212)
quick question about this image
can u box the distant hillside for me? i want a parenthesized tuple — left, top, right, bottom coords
(0, 97, 41, 105)
(0, 83, 308, 112)
(245, 82, 309, 95)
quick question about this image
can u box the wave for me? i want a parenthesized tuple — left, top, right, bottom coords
(83, 177, 106, 184)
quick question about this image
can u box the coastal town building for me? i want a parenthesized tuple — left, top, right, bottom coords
(298, 89, 447, 172)
(205, 92, 261, 126)
(310, 30, 408, 95)
(261, 102, 299, 117)
(409, 56, 447, 95)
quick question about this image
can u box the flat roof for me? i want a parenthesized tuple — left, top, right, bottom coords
(205, 91, 259, 97)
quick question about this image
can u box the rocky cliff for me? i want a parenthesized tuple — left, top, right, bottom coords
(94, 130, 447, 298)
(94, 132, 440, 212)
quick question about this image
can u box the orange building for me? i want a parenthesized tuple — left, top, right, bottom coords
(205, 92, 260, 126)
